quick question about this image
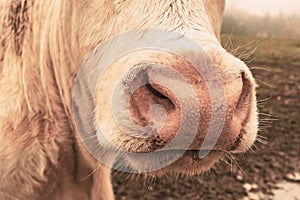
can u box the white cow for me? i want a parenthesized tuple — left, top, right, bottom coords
(0, 0, 258, 199)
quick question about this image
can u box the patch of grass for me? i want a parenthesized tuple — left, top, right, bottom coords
(221, 35, 300, 67)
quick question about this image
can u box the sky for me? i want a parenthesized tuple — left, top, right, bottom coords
(226, 0, 300, 16)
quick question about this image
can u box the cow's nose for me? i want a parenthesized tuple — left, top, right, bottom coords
(94, 50, 257, 154)
(126, 65, 253, 152)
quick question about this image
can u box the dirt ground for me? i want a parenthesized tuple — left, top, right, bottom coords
(112, 35, 300, 200)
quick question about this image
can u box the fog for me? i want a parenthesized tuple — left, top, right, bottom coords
(222, 1, 300, 38)
(226, 0, 300, 16)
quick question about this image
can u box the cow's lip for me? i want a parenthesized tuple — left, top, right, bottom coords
(122, 149, 223, 165)
(164, 149, 224, 160)
(145, 149, 224, 163)
(119, 147, 226, 174)
(131, 149, 225, 158)
(136, 149, 224, 175)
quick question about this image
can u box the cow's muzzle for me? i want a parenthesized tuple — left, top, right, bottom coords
(94, 50, 258, 155)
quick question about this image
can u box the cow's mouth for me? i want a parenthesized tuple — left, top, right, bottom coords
(120, 148, 225, 175)
(156, 149, 225, 160)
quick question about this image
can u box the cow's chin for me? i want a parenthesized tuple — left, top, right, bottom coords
(122, 150, 225, 176)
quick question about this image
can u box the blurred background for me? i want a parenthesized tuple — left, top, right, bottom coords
(114, 1, 300, 199)
(224, 0, 300, 38)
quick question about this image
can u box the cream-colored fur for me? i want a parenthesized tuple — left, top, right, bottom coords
(0, 0, 257, 199)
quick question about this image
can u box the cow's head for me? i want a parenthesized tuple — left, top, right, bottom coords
(73, 0, 258, 175)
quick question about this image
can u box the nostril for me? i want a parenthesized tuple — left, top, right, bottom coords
(128, 68, 176, 129)
(146, 83, 168, 99)
(236, 72, 251, 111)
(228, 69, 257, 152)
(108, 62, 200, 152)
(230, 71, 254, 140)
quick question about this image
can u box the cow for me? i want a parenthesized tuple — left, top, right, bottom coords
(0, 0, 258, 199)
